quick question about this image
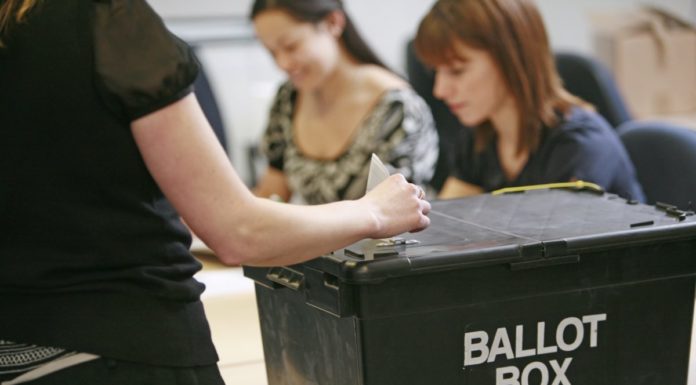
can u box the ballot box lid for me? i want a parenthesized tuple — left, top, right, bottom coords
(245, 189, 696, 286)
(284, 189, 696, 283)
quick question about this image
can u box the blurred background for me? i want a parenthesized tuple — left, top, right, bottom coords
(146, 1, 696, 383)
(148, 0, 696, 186)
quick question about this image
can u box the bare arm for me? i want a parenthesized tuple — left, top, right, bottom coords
(131, 94, 430, 266)
(438, 176, 484, 199)
(252, 167, 292, 202)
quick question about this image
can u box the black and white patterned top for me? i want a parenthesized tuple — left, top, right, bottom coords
(0, 340, 65, 374)
(0, 341, 70, 377)
(261, 82, 439, 204)
(0, 340, 99, 383)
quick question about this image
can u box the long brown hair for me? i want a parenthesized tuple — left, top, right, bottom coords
(250, 0, 387, 69)
(0, 0, 38, 46)
(414, 0, 588, 154)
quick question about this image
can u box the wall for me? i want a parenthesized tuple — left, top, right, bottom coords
(150, 0, 695, 66)
(148, 0, 695, 183)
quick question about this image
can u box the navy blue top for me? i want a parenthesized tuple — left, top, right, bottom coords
(450, 107, 645, 201)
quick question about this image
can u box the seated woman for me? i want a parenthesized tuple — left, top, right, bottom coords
(413, 0, 644, 202)
(251, 0, 439, 204)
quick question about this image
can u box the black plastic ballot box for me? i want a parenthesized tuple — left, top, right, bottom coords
(243, 189, 696, 385)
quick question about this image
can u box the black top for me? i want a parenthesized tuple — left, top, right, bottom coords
(450, 107, 645, 202)
(0, 0, 217, 366)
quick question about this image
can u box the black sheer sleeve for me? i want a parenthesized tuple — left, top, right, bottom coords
(92, 0, 199, 121)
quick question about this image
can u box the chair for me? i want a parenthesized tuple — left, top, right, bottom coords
(555, 51, 632, 128)
(618, 121, 696, 210)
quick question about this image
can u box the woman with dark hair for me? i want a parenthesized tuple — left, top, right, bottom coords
(251, 0, 439, 204)
(0, 0, 431, 383)
(414, 0, 644, 201)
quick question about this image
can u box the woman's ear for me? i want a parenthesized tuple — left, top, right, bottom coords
(322, 10, 346, 37)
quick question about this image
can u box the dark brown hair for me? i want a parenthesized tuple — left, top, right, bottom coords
(414, 0, 588, 154)
(250, 0, 386, 69)
(0, 0, 38, 47)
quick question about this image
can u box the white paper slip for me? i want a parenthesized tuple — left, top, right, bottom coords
(361, 155, 421, 259)
(364, 153, 392, 260)
(365, 153, 390, 193)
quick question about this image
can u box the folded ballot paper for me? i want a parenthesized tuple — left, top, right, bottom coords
(361, 154, 418, 259)
(366, 153, 391, 193)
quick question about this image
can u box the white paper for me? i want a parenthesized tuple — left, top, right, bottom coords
(364, 153, 392, 259)
(365, 153, 390, 194)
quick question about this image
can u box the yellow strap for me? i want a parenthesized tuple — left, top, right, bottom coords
(491, 180, 604, 195)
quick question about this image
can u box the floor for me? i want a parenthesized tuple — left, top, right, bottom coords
(195, 255, 696, 385)
(195, 256, 268, 385)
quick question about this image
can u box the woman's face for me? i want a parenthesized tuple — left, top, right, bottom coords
(253, 9, 341, 91)
(432, 40, 513, 127)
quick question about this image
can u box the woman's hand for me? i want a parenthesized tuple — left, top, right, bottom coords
(133, 94, 431, 266)
(361, 174, 431, 238)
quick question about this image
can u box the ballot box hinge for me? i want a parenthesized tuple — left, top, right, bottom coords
(265, 267, 305, 291)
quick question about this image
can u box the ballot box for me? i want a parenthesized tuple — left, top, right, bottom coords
(243, 189, 696, 385)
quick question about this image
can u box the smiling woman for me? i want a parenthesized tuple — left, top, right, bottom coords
(250, 0, 439, 204)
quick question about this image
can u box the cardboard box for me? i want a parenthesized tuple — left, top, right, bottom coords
(591, 7, 696, 118)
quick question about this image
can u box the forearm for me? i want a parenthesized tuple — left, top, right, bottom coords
(133, 94, 429, 267)
(213, 197, 377, 266)
(198, 173, 426, 266)
(131, 94, 364, 266)
(438, 176, 484, 199)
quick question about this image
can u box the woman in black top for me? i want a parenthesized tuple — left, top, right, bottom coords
(0, 0, 430, 383)
(413, 0, 645, 202)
